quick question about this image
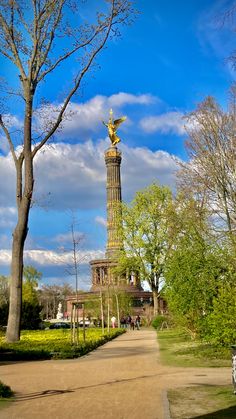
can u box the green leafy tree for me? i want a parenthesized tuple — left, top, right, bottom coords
(164, 196, 222, 338)
(21, 301, 42, 330)
(206, 281, 236, 346)
(0, 0, 136, 342)
(22, 265, 42, 305)
(117, 183, 175, 315)
(203, 247, 236, 346)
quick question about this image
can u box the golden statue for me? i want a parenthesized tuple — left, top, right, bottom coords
(103, 109, 126, 146)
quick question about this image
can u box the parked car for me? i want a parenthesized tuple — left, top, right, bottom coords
(49, 322, 70, 329)
(78, 320, 90, 327)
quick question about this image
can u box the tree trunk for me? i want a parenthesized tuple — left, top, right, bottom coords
(6, 201, 31, 341)
(6, 95, 34, 342)
(100, 290, 104, 334)
(115, 292, 120, 328)
(152, 289, 159, 316)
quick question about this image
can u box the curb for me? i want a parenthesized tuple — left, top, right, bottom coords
(162, 390, 171, 419)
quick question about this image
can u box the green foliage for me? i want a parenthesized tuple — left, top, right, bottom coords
(0, 381, 13, 398)
(0, 303, 8, 326)
(0, 328, 125, 361)
(205, 282, 236, 346)
(23, 265, 42, 305)
(21, 301, 42, 330)
(110, 289, 133, 317)
(0, 301, 42, 329)
(165, 241, 220, 338)
(151, 315, 169, 330)
(157, 328, 231, 368)
(164, 196, 224, 339)
(85, 296, 101, 319)
(116, 183, 174, 313)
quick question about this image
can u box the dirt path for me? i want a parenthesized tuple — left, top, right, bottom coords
(0, 329, 231, 419)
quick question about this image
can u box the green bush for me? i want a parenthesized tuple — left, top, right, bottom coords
(152, 315, 169, 330)
(21, 301, 42, 330)
(204, 283, 236, 347)
(0, 328, 125, 361)
(0, 303, 8, 326)
(0, 302, 42, 330)
(0, 381, 13, 398)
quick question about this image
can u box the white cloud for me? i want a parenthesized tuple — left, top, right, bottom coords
(108, 92, 156, 107)
(34, 92, 155, 139)
(33, 140, 106, 210)
(0, 250, 11, 265)
(1, 114, 23, 130)
(0, 139, 180, 212)
(122, 144, 179, 199)
(0, 248, 105, 267)
(95, 216, 107, 227)
(140, 111, 186, 135)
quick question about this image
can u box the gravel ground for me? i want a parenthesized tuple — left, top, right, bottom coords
(0, 329, 231, 419)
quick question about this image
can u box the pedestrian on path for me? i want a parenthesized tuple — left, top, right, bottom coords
(120, 315, 126, 328)
(111, 316, 116, 328)
(126, 314, 132, 329)
(135, 315, 141, 330)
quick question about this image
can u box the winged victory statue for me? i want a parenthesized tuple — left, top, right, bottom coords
(103, 109, 126, 146)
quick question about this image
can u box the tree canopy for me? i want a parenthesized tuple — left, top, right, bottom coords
(116, 183, 175, 314)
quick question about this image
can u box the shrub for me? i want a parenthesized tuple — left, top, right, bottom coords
(152, 315, 169, 330)
(21, 301, 42, 330)
(204, 283, 236, 347)
(0, 381, 13, 398)
(0, 328, 125, 361)
(0, 303, 8, 326)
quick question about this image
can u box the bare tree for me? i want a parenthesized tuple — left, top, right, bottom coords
(178, 92, 236, 242)
(221, 3, 236, 69)
(38, 283, 73, 319)
(0, 0, 135, 342)
(63, 214, 86, 344)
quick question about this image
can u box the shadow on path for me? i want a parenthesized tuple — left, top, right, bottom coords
(12, 372, 162, 402)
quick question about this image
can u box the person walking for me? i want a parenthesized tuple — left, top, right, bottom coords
(135, 315, 141, 330)
(126, 314, 132, 330)
(120, 316, 126, 328)
(111, 316, 116, 328)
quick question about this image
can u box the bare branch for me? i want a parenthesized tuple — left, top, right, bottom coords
(0, 10, 26, 81)
(0, 114, 17, 164)
(32, 0, 116, 157)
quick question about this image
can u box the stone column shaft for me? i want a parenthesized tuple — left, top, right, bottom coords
(105, 146, 122, 258)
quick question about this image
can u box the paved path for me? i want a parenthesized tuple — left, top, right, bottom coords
(0, 329, 231, 419)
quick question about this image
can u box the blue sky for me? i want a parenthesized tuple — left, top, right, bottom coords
(0, 0, 235, 289)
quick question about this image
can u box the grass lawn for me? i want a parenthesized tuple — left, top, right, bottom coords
(157, 328, 235, 418)
(0, 328, 125, 360)
(168, 385, 236, 419)
(157, 328, 231, 368)
(0, 399, 12, 412)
